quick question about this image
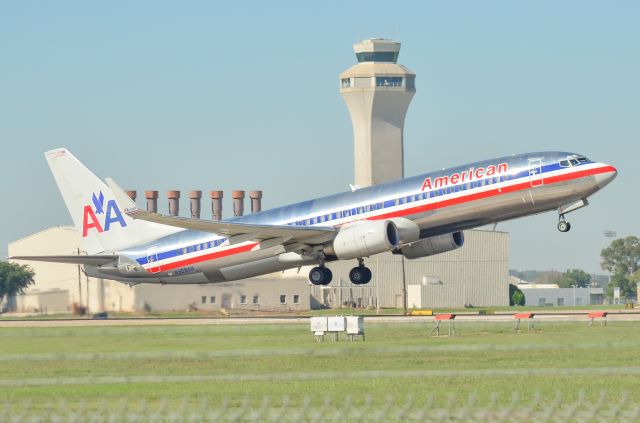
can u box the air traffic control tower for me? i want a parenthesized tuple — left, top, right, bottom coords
(340, 39, 415, 187)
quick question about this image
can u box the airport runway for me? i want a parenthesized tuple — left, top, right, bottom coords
(1, 311, 639, 327)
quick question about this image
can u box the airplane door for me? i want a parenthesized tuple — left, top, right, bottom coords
(147, 248, 161, 273)
(528, 159, 543, 187)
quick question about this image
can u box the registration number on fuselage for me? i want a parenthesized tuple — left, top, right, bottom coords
(173, 266, 197, 276)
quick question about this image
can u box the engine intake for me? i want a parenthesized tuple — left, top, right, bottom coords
(326, 220, 399, 260)
(395, 232, 464, 259)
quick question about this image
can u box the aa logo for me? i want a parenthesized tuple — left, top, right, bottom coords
(82, 191, 127, 237)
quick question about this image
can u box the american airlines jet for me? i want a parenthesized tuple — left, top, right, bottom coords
(12, 149, 616, 286)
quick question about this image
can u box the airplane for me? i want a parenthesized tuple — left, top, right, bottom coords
(11, 149, 616, 286)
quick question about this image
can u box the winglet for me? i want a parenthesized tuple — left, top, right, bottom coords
(105, 178, 143, 215)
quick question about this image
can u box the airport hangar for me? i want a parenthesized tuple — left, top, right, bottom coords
(5, 39, 509, 314)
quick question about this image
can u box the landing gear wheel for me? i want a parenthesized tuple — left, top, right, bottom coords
(362, 267, 372, 284)
(557, 221, 571, 233)
(309, 266, 332, 286)
(349, 266, 372, 285)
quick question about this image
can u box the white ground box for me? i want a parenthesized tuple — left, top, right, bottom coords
(327, 316, 346, 332)
(310, 316, 328, 332)
(346, 316, 364, 335)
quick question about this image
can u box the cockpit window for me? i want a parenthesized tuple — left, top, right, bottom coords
(561, 156, 590, 167)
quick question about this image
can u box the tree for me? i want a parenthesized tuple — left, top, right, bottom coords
(512, 290, 525, 306)
(554, 269, 592, 288)
(601, 236, 640, 276)
(605, 273, 636, 300)
(601, 236, 640, 300)
(0, 262, 35, 306)
(509, 284, 525, 306)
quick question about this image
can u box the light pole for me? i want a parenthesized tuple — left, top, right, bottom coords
(603, 230, 617, 304)
(571, 284, 576, 307)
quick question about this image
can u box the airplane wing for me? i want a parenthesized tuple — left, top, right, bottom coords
(105, 178, 335, 243)
(9, 255, 118, 266)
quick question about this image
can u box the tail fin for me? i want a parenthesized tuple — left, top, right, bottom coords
(45, 148, 181, 254)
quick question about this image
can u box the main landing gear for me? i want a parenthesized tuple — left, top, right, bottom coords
(557, 215, 571, 233)
(349, 258, 372, 285)
(308, 258, 373, 285)
(309, 265, 333, 286)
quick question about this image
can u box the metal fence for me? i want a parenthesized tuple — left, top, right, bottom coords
(2, 391, 639, 422)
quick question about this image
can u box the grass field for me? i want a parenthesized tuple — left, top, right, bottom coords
(1, 320, 640, 421)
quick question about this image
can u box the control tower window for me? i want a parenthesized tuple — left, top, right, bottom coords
(356, 51, 399, 63)
(341, 78, 351, 88)
(376, 77, 402, 87)
(405, 77, 415, 89)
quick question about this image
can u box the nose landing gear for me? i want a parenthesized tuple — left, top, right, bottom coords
(558, 216, 571, 233)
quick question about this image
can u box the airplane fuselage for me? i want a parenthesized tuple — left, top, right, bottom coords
(86, 151, 616, 284)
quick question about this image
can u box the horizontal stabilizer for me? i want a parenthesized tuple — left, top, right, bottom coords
(9, 255, 118, 266)
(106, 178, 335, 242)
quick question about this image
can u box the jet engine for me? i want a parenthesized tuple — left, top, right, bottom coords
(325, 220, 399, 260)
(394, 232, 464, 259)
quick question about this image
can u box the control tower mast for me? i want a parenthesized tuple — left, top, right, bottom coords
(340, 39, 415, 187)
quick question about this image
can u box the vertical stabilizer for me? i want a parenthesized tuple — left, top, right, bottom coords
(45, 148, 181, 254)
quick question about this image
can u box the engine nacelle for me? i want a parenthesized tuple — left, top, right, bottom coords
(326, 220, 399, 260)
(395, 232, 464, 259)
(390, 217, 420, 244)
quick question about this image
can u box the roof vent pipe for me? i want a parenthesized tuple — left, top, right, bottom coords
(189, 190, 202, 219)
(145, 191, 158, 213)
(210, 191, 223, 221)
(232, 190, 245, 217)
(249, 191, 263, 214)
(167, 191, 180, 216)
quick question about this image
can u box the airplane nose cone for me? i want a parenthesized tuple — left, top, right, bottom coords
(594, 165, 617, 189)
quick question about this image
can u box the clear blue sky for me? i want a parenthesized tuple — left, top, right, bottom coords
(1, 1, 638, 274)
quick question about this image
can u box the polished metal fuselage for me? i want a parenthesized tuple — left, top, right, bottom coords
(86, 151, 614, 284)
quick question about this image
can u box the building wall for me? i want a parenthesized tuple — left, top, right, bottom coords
(311, 229, 509, 309)
(9, 226, 84, 305)
(131, 275, 309, 312)
(9, 226, 135, 314)
(521, 287, 603, 306)
(8, 226, 310, 313)
(15, 289, 69, 313)
(9, 226, 507, 312)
